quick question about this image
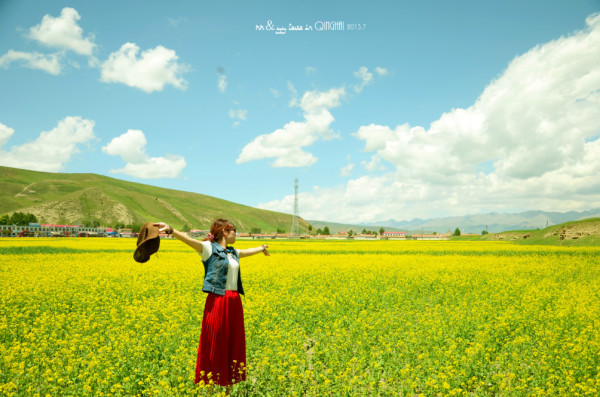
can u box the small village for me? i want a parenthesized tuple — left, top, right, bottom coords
(0, 222, 466, 240)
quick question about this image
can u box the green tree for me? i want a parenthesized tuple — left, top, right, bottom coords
(276, 228, 286, 234)
(130, 222, 144, 233)
(0, 214, 9, 225)
(379, 227, 385, 235)
(182, 224, 191, 232)
(8, 212, 38, 226)
(9, 212, 23, 225)
(308, 225, 313, 233)
(481, 230, 489, 235)
(348, 230, 354, 237)
(23, 213, 35, 224)
(251, 227, 262, 235)
(453, 227, 461, 236)
(316, 228, 323, 235)
(323, 226, 330, 235)
(82, 218, 101, 228)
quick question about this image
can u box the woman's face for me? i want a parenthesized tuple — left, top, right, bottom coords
(224, 227, 236, 244)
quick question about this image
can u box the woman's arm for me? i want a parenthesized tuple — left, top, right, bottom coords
(238, 244, 269, 258)
(154, 222, 204, 253)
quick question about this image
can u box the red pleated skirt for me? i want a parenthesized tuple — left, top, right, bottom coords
(195, 291, 247, 386)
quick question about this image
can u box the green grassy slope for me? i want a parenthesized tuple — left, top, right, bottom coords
(477, 217, 600, 246)
(0, 166, 309, 233)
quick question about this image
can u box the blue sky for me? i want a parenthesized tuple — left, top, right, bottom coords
(1, 0, 599, 223)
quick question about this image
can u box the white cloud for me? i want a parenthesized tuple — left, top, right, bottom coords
(269, 88, 280, 98)
(353, 66, 373, 93)
(102, 129, 186, 178)
(229, 109, 247, 128)
(166, 16, 187, 28)
(0, 50, 62, 75)
(261, 13, 600, 222)
(0, 7, 95, 75)
(287, 81, 298, 107)
(361, 156, 386, 172)
(357, 13, 600, 184)
(218, 75, 228, 93)
(353, 66, 388, 93)
(340, 162, 354, 177)
(375, 66, 388, 76)
(258, 175, 412, 223)
(108, 156, 187, 179)
(305, 66, 317, 75)
(229, 109, 247, 120)
(101, 129, 147, 163)
(28, 7, 96, 56)
(0, 117, 96, 172)
(236, 87, 345, 167)
(0, 122, 15, 148)
(100, 43, 188, 93)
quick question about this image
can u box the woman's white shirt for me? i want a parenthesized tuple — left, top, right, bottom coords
(199, 240, 240, 291)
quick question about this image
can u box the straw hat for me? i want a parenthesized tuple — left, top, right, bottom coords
(134, 222, 160, 263)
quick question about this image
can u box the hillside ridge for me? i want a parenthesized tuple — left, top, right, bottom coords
(0, 166, 308, 233)
(479, 217, 600, 246)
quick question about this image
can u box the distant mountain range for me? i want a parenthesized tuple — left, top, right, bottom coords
(311, 208, 600, 234)
(372, 209, 600, 234)
(3, 166, 598, 235)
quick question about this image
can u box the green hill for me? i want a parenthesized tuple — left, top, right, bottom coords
(0, 166, 309, 233)
(478, 217, 600, 246)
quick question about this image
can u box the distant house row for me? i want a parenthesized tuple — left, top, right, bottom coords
(235, 230, 452, 240)
(0, 223, 458, 240)
(0, 223, 128, 237)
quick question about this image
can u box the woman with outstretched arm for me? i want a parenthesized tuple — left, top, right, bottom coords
(154, 219, 269, 393)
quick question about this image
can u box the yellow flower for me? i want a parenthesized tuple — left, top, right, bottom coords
(2, 238, 600, 395)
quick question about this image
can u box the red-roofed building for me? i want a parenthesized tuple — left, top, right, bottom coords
(410, 233, 449, 240)
(381, 231, 408, 239)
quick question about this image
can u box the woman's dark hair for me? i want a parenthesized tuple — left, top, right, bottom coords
(204, 219, 235, 242)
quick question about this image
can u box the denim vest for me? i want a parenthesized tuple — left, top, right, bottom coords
(201, 242, 244, 296)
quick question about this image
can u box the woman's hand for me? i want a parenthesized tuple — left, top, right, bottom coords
(153, 222, 173, 235)
(239, 244, 270, 258)
(154, 222, 203, 252)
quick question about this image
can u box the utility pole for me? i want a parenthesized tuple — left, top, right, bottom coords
(291, 178, 300, 237)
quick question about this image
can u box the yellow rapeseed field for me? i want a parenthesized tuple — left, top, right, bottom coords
(1, 238, 599, 396)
